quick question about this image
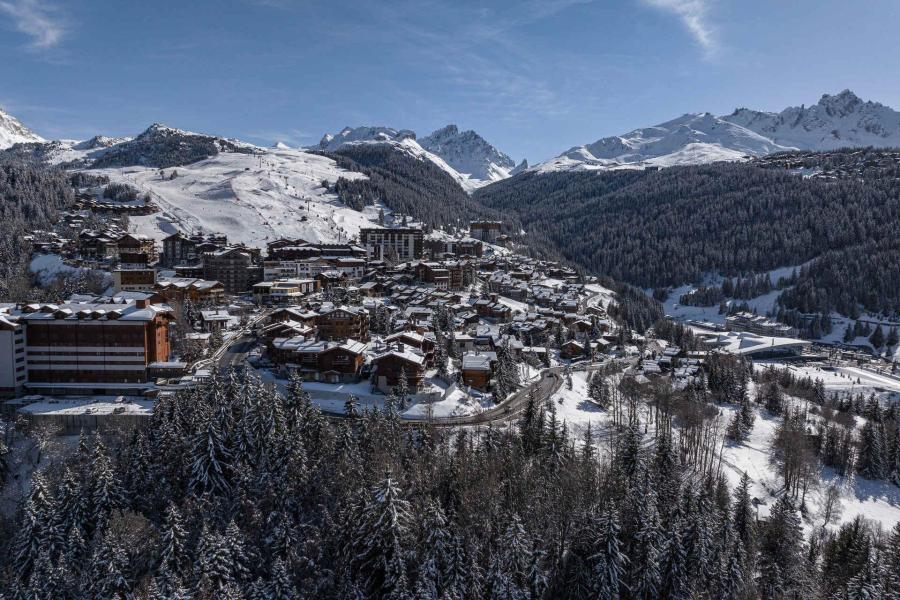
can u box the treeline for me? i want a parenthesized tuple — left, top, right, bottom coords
(4, 369, 900, 598)
(92, 125, 254, 170)
(103, 182, 150, 202)
(320, 145, 520, 233)
(0, 163, 76, 300)
(474, 154, 900, 318)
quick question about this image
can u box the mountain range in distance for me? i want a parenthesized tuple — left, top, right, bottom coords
(2, 89, 900, 189)
(312, 89, 900, 178)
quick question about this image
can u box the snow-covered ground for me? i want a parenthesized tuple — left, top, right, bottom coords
(256, 368, 494, 419)
(755, 361, 900, 402)
(88, 147, 381, 248)
(28, 253, 113, 289)
(550, 368, 900, 533)
(719, 395, 900, 534)
(545, 369, 614, 440)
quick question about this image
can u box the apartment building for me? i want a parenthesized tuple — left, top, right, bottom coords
(359, 227, 424, 262)
(19, 297, 173, 394)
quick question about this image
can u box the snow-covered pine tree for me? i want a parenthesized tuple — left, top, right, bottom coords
(351, 476, 412, 598)
(189, 409, 233, 496)
(857, 420, 887, 480)
(396, 367, 410, 409)
(592, 509, 627, 600)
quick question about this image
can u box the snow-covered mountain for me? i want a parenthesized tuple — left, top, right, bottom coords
(317, 124, 515, 190)
(0, 107, 44, 149)
(0, 122, 384, 248)
(723, 89, 900, 150)
(535, 112, 792, 173)
(419, 124, 516, 183)
(317, 126, 417, 152)
(534, 90, 900, 173)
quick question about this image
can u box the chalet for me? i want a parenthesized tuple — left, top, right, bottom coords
(199, 309, 235, 332)
(385, 331, 435, 366)
(316, 306, 369, 341)
(560, 339, 586, 360)
(251, 279, 319, 305)
(272, 338, 366, 382)
(371, 345, 426, 393)
(268, 306, 319, 326)
(155, 277, 225, 305)
(461, 351, 497, 392)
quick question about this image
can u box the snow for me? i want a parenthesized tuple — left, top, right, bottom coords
(724, 89, 900, 151)
(87, 146, 381, 248)
(532, 112, 792, 173)
(533, 90, 900, 174)
(546, 369, 614, 440)
(0, 107, 44, 149)
(497, 295, 528, 314)
(756, 361, 900, 402)
(28, 253, 78, 284)
(719, 397, 900, 533)
(16, 396, 155, 416)
(316, 124, 513, 191)
(27, 253, 113, 290)
(256, 368, 494, 419)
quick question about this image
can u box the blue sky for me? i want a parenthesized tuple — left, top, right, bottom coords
(1, 0, 899, 162)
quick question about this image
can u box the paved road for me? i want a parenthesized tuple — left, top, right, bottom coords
(219, 335, 256, 369)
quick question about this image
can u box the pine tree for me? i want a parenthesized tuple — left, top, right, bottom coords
(870, 325, 885, 350)
(12, 474, 52, 581)
(395, 367, 410, 409)
(888, 327, 899, 348)
(196, 524, 236, 593)
(352, 477, 412, 598)
(344, 394, 360, 418)
(857, 421, 887, 480)
(189, 410, 233, 495)
(758, 496, 804, 599)
(593, 510, 628, 600)
(159, 502, 187, 575)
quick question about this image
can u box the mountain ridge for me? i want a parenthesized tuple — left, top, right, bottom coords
(0, 107, 44, 149)
(532, 90, 900, 173)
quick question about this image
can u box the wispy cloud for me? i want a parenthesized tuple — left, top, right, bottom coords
(0, 0, 67, 50)
(643, 0, 717, 57)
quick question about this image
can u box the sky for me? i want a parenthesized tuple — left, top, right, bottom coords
(1, 0, 899, 162)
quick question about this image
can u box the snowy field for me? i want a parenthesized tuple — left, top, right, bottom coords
(755, 361, 900, 402)
(88, 147, 381, 248)
(550, 369, 900, 533)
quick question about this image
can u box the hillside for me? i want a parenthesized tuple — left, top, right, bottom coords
(0, 108, 44, 149)
(322, 143, 517, 232)
(317, 124, 515, 190)
(534, 90, 900, 172)
(475, 150, 900, 319)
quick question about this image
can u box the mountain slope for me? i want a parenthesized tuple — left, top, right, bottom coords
(92, 123, 254, 169)
(475, 150, 900, 318)
(91, 144, 378, 248)
(535, 90, 900, 173)
(322, 143, 515, 231)
(0, 107, 44, 149)
(317, 124, 515, 190)
(723, 89, 900, 150)
(535, 112, 791, 172)
(419, 124, 516, 183)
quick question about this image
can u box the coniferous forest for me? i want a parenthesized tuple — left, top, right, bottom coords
(474, 151, 900, 318)
(2, 367, 900, 599)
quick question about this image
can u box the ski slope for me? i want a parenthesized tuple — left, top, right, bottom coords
(89, 147, 380, 248)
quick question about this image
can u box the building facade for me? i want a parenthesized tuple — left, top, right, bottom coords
(359, 227, 424, 262)
(20, 298, 173, 392)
